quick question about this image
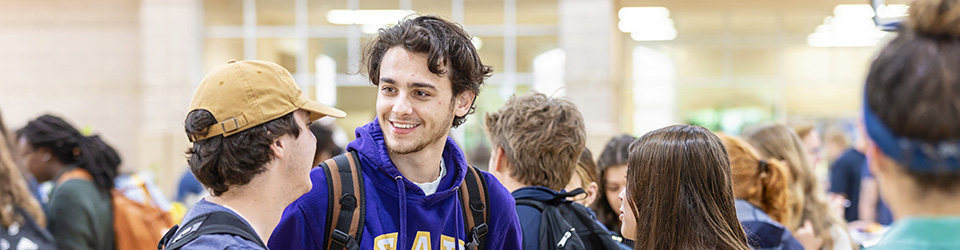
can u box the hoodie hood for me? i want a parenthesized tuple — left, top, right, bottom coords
(347, 118, 468, 203)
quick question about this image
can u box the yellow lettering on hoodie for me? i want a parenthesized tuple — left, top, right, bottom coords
(411, 231, 431, 250)
(374, 233, 398, 250)
(372, 232, 464, 250)
(440, 235, 465, 250)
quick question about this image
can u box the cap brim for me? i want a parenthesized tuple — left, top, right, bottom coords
(301, 99, 346, 121)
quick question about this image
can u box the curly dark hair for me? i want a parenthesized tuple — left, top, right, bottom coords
(184, 110, 300, 196)
(362, 15, 492, 127)
(17, 114, 120, 192)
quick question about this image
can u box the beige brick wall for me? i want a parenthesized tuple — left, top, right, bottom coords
(0, 0, 200, 197)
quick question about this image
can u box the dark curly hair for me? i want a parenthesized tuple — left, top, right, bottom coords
(17, 114, 120, 192)
(362, 15, 492, 127)
(184, 110, 300, 196)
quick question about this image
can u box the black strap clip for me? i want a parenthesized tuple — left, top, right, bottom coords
(465, 223, 488, 248)
(331, 229, 359, 250)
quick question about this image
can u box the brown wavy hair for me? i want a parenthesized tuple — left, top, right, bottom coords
(626, 125, 749, 250)
(363, 15, 492, 127)
(484, 92, 585, 190)
(745, 124, 845, 249)
(717, 133, 792, 224)
(0, 111, 46, 227)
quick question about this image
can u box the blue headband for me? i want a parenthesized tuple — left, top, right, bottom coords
(863, 98, 960, 173)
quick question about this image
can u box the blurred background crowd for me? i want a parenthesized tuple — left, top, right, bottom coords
(0, 0, 909, 248)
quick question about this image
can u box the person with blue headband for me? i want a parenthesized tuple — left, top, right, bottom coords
(862, 0, 960, 248)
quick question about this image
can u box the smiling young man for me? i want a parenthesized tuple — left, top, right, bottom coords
(270, 15, 522, 250)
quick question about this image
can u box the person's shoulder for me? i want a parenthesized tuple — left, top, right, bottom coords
(56, 178, 98, 192)
(181, 234, 265, 250)
(50, 179, 101, 202)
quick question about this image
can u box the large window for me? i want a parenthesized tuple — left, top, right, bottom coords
(200, 0, 559, 148)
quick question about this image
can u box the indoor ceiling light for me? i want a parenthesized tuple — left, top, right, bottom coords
(618, 7, 676, 41)
(808, 4, 894, 47)
(834, 4, 876, 18)
(618, 7, 670, 20)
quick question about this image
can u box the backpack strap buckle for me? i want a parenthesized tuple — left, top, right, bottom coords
(331, 229, 359, 250)
(465, 223, 488, 248)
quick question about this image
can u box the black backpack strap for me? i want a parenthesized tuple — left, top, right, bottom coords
(514, 198, 546, 211)
(459, 166, 489, 250)
(323, 151, 364, 250)
(548, 188, 585, 203)
(158, 211, 266, 250)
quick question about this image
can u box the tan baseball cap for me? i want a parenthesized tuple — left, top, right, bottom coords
(187, 60, 346, 142)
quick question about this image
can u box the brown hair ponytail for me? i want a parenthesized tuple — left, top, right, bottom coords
(718, 133, 792, 224)
(758, 159, 791, 223)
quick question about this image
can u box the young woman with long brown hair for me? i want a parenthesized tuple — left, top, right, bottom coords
(0, 111, 55, 249)
(745, 124, 853, 250)
(618, 125, 750, 250)
(719, 133, 804, 249)
(594, 134, 636, 240)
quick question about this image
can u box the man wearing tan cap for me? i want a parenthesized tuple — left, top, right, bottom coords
(272, 15, 522, 250)
(158, 60, 345, 249)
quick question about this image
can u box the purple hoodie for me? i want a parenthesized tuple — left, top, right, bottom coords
(269, 119, 522, 250)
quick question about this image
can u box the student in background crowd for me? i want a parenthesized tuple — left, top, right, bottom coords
(822, 127, 851, 165)
(17, 115, 119, 250)
(858, 0, 960, 247)
(565, 147, 635, 250)
(593, 134, 635, 241)
(565, 148, 599, 207)
(792, 123, 823, 169)
(0, 111, 55, 249)
(174, 169, 204, 206)
(746, 124, 854, 250)
(619, 125, 750, 250)
(718, 133, 804, 250)
(485, 92, 583, 249)
(486, 92, 622, 250)
(828, 126, 866, 223)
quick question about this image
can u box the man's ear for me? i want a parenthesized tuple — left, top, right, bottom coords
(584, 181, 599, 207)
(271, 140, 285, 159)
(453, 90, 476, 117)
(490, 146, 507, 174)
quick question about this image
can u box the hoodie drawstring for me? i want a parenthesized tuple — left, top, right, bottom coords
(396, 176, 407, 250)
(454, 187, 463, 250)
